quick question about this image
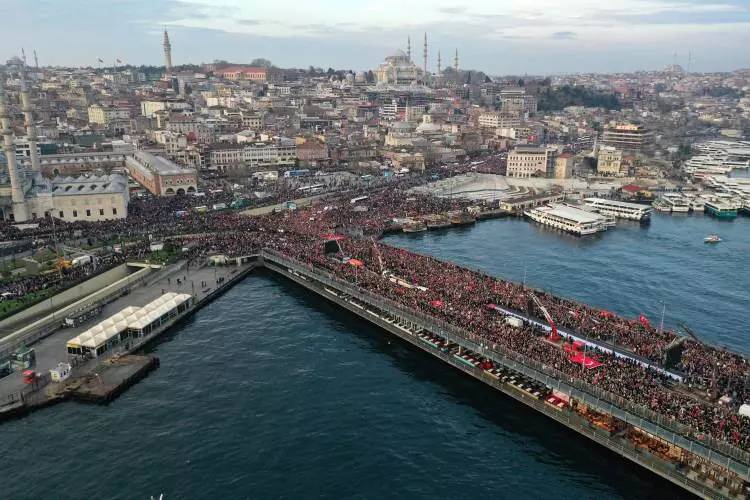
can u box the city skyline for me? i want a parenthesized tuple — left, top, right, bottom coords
(2, 0, 749, 74)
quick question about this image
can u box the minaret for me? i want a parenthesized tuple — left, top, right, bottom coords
(437, 50, 442, 77)
(33, 50, 39, 69)
(21, 48, 27, 66)
(454, 48, 459, 72)
(407, 36, 411, 61)
(19, 65, 41, 173)
(423, 33, 428, 75)
(163, 29, 173, 74)
(0, 77, 29, 222)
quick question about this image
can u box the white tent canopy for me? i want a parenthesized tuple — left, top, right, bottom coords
(67, 293, 192, 355)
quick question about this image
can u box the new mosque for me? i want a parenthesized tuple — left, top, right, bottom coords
(0, 58, 129, 222)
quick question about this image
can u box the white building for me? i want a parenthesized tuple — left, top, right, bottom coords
(29, 174, 129, 222)
(141, 99, 191, 118)
(88, 104, 130, 125)
(507, 146, 556, 178)
(597, 146, 624, 176)
(478, 112, 522, 129)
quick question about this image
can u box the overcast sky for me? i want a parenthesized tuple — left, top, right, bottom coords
(2, 0, 749, 74)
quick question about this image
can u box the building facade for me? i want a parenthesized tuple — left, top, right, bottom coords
(507, 146, 556, 178)
(601, 123, 651, 151)
(597, 146, 624, 176)
(125, 151, 197, 196)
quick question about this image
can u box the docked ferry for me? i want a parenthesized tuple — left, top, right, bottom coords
(402, 220, 427, 233)
(525, 204, 609, 236)
(449, 210, 476, 226)
(423, 214, 452, 230)
(661, 193, 691, 213)
(583, 198, 652, 223)
(704, 200, 738, 219)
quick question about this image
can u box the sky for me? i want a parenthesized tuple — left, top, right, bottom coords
(2, 0, 749, 75)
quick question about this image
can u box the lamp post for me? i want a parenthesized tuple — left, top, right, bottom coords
(658, 301, 666, 334)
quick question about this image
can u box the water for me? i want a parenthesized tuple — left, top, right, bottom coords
(1, 213, 747, 499)
(385, 212, 750, 352)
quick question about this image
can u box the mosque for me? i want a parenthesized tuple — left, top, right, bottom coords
(375, 49, 422, 85)
(0, 58, 129, 223)
(374, 34, 457, 87)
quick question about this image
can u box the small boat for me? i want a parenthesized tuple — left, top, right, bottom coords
(704, 234, 722, 243)
(402, 220, 427, 233)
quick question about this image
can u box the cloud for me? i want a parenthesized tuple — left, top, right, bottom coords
(437, 6, 467, 14)
(551, 31, 577, 40)
(237, 19, 263, 26)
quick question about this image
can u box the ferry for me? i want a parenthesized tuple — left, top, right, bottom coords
(583, 198, 652, 222)
(524, 204, 609, 236)
(652, 199, 672, 212)
(662, 193, 691, 213)
(704, 234, 722, 243)
(423, 214, 452, 230)
(402, 220, 427, 233)
(565, 203, 615, 228)
(449, 210, 476, 226)
(704, 200, 737, 219)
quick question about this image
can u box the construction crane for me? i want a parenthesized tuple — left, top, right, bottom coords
(528, 291, 560, 342)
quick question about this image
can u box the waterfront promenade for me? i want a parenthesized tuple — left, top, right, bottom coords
(0, 260, 252, 412)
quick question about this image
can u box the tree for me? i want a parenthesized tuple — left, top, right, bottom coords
(250, 58, 273, 68)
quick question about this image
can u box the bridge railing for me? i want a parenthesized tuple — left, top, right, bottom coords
(261, 249, 750, 477)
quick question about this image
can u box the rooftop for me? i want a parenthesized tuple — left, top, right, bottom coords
(127, 151, 196, 176)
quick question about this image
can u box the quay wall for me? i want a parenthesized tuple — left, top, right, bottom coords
(260, 250, 750, 497)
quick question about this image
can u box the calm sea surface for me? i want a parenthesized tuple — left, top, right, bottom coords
(1, 212, 747, 499)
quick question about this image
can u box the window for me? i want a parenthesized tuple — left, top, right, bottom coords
(99, 209, 104, 216)
(59, 211, 64, 218)
(73, 210, 78, 218)
(86, 209, 91, 217)
(112, 208, 117, 215)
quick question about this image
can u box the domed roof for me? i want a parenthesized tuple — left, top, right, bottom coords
(386, 49, 409, 61)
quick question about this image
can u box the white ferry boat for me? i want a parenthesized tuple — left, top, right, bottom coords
(566, 203, 615, 227)
(525, 204, 609, 236)
(583, 198, 652, 222)
(662, 193, 691, 213)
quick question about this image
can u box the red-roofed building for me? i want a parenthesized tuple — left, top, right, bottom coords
(218, 66, 268, 82)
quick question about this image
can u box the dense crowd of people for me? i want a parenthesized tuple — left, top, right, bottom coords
(181, 188, 750, 454)
(3, 175, 749, 454)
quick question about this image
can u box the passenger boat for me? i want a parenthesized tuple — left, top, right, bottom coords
(661, 194, 691, 213)
(704, 200, 737, 219)
(524, 204, 608, 236)
(704, 234, 722, 243)
(583, 197, 652, 222)
(402, 220, 427, 233)
(565, 203, 615, 227)
(423, 214, 452, 230)
(449, 210, 476, 226)
(652, 199, 672, 212)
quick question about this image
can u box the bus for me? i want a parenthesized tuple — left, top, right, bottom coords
(283, 169, 311, 178)
(297, 183, 325, 194)
(350, 196, 369, 204)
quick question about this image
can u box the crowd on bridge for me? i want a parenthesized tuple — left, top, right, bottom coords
(3, 172, 750, 455)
